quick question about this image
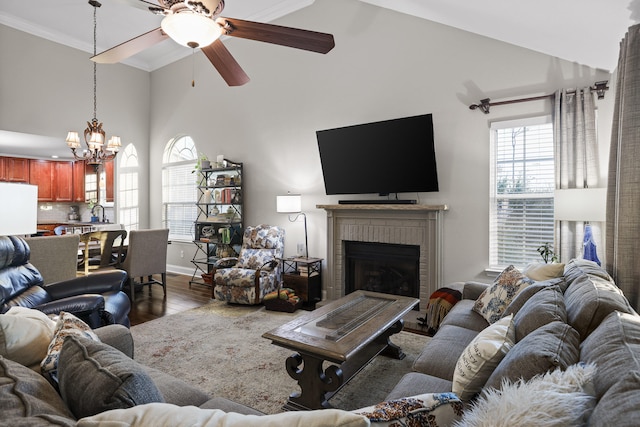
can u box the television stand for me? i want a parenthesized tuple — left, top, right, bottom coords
(338, 199, 417, 205)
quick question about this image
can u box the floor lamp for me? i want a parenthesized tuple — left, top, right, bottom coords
(0, 183, 38, 237)
(276, 194, 308, 259)
(554, 188, 606, 265)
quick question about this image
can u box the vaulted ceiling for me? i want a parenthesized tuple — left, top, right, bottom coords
(1, 0, 637, 73)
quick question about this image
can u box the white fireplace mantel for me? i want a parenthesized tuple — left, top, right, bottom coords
(317, 204, 448, 309)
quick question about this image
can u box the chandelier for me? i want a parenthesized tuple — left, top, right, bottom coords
(66, 0, 121, 166)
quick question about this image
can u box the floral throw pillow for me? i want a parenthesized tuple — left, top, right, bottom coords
(41, 311, 100, 383)
(354, 393, 464, 426)
(473, 265, 534, 324)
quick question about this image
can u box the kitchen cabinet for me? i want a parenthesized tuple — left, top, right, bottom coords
(29, 160, 74, 202)
(0, 157, 30, 182)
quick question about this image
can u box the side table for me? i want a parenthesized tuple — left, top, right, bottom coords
(282, 257, 322, 310)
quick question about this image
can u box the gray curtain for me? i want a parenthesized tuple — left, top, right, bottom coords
(554, 88, 600, 263)
(606, 23, 640, 311)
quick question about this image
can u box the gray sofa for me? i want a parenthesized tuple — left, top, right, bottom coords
(386, 258, 640, 426)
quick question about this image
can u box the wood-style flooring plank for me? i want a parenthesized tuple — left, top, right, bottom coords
(128, 273, 212, 326)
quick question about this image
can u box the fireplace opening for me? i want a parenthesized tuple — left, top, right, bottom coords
(344, 241, 420, 309)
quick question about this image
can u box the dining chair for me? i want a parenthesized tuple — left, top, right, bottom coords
(119, 228, 169, 302)
(79, 229, 128, 276)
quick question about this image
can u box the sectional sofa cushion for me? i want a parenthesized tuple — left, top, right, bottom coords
(452, 315, 515, 401)
(413, 325, 479, 378)
(513, 285, 566, 341)
(502, 278, 564, 318)
(483, 321, 580, 390)
(473, 265, 534, 324)
(0, 355, 75, 426)
(580, 311, 640, 400)
(563, 261, 635, 341)
(385, 372, 453, 400)
(57, 335, 164, 419)
(439, 300, 488, 332)
(588, 371, 640, 427)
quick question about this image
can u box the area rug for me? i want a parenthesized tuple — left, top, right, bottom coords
(130, 300, 430, 414)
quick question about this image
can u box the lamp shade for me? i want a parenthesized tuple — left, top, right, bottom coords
(554, 188, 606, 222)
(277, 194, 302, 213)
(0, 183, 37, 235)
(161, 12, 222, 48)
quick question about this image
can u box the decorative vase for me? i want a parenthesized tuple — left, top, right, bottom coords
(203, 189, 212, 204)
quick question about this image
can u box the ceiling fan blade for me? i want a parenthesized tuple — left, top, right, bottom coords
(91, 28, 168, 63)
(201, 39, 250, 87)
(217, 18, 335, 54)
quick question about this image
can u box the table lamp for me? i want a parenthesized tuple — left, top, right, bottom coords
(554, 188, 606, 265)
(0, 183, 38, 236)
(276, 193, 308, 258)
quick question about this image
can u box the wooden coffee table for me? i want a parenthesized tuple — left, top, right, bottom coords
(262, 290, 418, 410)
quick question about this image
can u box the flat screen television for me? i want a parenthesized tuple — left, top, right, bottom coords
(316, 114, 439, 198)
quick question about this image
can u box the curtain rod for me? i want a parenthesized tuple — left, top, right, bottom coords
(468, 81, 609, 114)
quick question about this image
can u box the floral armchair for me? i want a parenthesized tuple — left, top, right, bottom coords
(213, 224, 285, 305)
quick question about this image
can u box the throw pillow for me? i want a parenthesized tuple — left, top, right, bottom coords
(473, 265, 534, 324)
(236, 248, 276, 270)
(483, 321, 580, 390)
(58, 335, 165, 419)
(41, 311, 100, 383)
(0, 306, 56, 367)
(522, 262, 565, 281)
(354, 392, 464, 426)
(452, 315, 515, 401)
(0, 355, 75, 426)
(76, 403, 369, 427)
(454, 363, 596, 427)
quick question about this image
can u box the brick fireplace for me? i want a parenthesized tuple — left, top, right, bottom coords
(317, 204, 448, 309)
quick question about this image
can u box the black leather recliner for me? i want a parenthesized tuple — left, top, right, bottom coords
(0, 236, 131, 328)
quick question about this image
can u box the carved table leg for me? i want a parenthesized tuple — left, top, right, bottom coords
(283, 352, 343, 411)
(380, 319, 406, 360)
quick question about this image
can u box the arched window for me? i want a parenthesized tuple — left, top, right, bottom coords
(162, 136, 198, 241)
(118, 144, 139, 232)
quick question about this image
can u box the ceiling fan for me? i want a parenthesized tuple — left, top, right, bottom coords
(91, 0, 335, 86)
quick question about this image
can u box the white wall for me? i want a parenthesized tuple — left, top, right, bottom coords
(1, 0, 615, 287)
(148, 0, 613, 284)
(0, 24, 152, 229)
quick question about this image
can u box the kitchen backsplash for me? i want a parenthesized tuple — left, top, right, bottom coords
(37, 202, 115, 223)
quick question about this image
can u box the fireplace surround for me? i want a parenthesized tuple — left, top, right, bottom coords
(317, 204, 447, 309)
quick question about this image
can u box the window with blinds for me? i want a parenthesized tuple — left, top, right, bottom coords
(118, 144, 139, 234)
(162, 136, 198, 242)
(489, 117, 554, 268)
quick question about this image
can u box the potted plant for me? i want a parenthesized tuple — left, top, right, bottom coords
(536, 242, 558, 264)
(192, 153, 211, 174)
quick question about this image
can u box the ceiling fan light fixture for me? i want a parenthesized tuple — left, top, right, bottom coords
(161, 12, 222, 49)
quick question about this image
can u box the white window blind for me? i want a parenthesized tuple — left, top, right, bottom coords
(162, 136, 198, 242)
(118, 144, 140, 234)
(490, 117, 554, 268)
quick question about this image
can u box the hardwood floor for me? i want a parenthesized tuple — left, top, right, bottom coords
(128, 273, 212, 326)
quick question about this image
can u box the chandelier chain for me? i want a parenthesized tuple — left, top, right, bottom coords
(93, 2, 97, 121)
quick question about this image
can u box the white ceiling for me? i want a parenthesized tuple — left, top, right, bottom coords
(1, 0, 637, 73)
(0, 0, 638, 159)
